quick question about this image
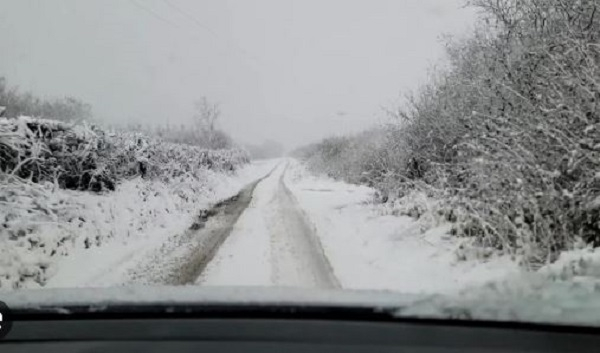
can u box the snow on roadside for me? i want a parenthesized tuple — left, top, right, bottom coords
(399, 246, 600, 327)
(0, 159, 278, 290)
(284, 160, 520, 295)
(282, 160, 600, 326)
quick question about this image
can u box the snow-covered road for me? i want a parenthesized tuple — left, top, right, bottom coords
(43, 158, 519, 295)
(198, 160, 516, 293)
(198, 161, 339, 288)
(44, 160, 279, 288)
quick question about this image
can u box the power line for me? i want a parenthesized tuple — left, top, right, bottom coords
(160, 0, 262, 66)
(128, 0, 183, 31)
(127, 0, 262, 68)
(161, 0, 220, 38)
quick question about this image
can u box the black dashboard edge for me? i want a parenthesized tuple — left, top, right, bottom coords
(8, 303, 600, 335)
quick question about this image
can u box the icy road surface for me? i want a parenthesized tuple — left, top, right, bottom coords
(197, 162, 339, 288)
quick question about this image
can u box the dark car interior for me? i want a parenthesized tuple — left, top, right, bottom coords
(2, 303, 600, 352)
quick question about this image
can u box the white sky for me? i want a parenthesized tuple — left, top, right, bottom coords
(0, 0, 476, 149)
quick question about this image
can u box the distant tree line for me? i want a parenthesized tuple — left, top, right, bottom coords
(115, 97, 234, 150)
(0, 76, 234, 150)
(245, 139, 284, 159)
(0, 77, 93, 123)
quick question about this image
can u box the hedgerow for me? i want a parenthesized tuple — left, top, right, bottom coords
(0, 116, 249, 289)
(0, 116, 249, 192)
(298, 0, 600, 266)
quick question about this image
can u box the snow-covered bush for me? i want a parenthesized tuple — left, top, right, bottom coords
(299, 0, 600, 266)
(0, 170, 221, 289)
(407, 0, 600, 265)
(298, 128, 400, 188)
(0, 117, 117, 191)
(0, 116, 250, 289)
(0, 116, 249, 192)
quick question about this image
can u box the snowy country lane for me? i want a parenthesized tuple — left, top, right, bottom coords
(43, 157, 517, 294)
(198, 161, 340, 288)
(43, 160, 279, 288)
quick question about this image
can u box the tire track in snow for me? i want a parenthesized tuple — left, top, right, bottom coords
(126, 165, 277, 285)
(198, 161, 340, 288)
(268, 163, 340, 288)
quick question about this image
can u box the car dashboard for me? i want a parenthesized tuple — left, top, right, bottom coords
(2, 303, 599, 352)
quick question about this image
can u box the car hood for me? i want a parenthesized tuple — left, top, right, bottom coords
(2, 286, 417, 309)
(3, 281, 600, 328)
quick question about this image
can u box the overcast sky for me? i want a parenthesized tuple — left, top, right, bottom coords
(0, 0, 476, 149)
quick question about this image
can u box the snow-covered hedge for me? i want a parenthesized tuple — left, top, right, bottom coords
(0, 170, 223, 289)
(0, 117, 249, 191)
(0, 116, 250, 289)
(299, 0, 600, 267)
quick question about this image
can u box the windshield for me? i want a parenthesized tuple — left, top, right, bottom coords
(1, 0, 600, 329)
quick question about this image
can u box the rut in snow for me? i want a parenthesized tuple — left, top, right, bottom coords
(197, 162, 340, 288)
(127, 167, 276, 285)
(268, 165, 340, 288)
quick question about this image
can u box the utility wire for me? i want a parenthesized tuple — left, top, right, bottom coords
(160, 0, 220, 38)
(127, 0, 262, 69)
(128, 0, 184, 31)
(160, 0, 262, 67)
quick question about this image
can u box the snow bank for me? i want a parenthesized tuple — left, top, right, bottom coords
(284, 160, 519, 295)
(399, 247, 600, 327)
(284, 160, 600, 325)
